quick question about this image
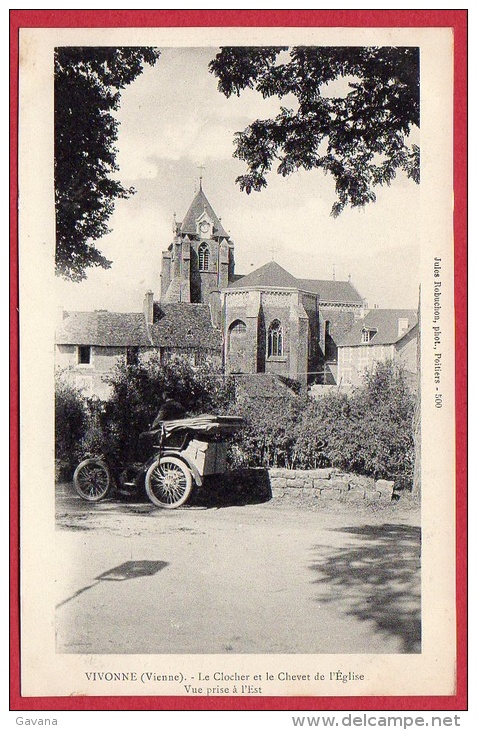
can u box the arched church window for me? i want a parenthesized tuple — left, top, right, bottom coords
(267, 320, 283, 357)
(198, 242, 210, 271)
(229, 319, 246, 336)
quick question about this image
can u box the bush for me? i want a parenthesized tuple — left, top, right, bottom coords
(56, 356, 415, 485)
(230, 361, 416, 481)
(290, 392, 353, 470)
(78, 354, 235, 465)
(55, 374, 88, 478)
(228, 389, 307, 468)
(350, 361, 415, 479)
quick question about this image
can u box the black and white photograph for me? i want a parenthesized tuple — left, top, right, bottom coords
(18, 24, 457, 699)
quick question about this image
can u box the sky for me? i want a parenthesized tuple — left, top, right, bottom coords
(55, 46, 421, 313)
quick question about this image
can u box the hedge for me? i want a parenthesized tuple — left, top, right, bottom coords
(55, 358, 416, 485)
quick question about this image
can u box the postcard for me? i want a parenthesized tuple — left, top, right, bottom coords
(12, 11, 466, 710)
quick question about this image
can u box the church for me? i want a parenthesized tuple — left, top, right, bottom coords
(56, 184, 369, 398)
(158, 183, 365, 385)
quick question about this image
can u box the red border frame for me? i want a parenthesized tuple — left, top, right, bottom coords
(9, 9, 467, 712)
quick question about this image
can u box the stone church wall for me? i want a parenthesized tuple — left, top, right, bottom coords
(262, 298, 292, 379)
(225, 303, 257, 374)
(302, 294, 320, 378)
(189, 242, 221, 303)
(319, 305, 359, 356)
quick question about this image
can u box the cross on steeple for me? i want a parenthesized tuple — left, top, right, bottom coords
(198, 164, 206, 190)
(270, 244, 279, 260)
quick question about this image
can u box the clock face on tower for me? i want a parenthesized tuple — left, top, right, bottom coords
(199, 221, 210, 237)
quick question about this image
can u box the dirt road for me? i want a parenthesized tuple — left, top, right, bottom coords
(55, 484, 421, 654)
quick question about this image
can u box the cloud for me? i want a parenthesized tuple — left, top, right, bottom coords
(114, 47, 295, 179)
(57, 47, 421, 313)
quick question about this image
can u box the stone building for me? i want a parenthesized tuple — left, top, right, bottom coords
(158, 183, 365, 385)
(337, 309, 418, 387)
(223, 261, 363, 385)
(55, 297, 222, 399)
(160, 183, 237, 306)
(56, 184, 374, 397)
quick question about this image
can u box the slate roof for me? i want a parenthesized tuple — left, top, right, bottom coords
(150, 303, 222, 349)
(56, 311, 151, 347)
(297, 278, 363, 304)
(180, 187, 229, 239)
(338, 309, 418, 347)
(229, 273, 245, 285)
(227, 261, 301, 289)
(235, 373, 298, 399)
(227, 261, 364, 304)
(57, 304, 222, 351)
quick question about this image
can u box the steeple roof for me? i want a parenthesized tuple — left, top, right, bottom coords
(180, 187, 229, 239)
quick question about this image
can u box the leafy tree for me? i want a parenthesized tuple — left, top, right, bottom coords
(209, 46, 419, 215)
(351, 361, 415, 480)
(54, 46, 160, 281)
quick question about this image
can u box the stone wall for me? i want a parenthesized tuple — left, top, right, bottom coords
(268, 468, 395, 503)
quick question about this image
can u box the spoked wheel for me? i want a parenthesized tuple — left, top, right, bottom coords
(73, 459, 111, 502)
(145, 456, 193, 509)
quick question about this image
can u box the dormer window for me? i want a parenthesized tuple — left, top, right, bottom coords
(198, 242, 210, 271)
(361, 328, 377, 344)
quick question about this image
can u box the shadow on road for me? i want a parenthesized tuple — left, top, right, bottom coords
(56, 560, 168, 609)
(309, 524, 421, 653)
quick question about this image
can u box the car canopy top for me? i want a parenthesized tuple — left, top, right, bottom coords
(161, 414, 244, 437)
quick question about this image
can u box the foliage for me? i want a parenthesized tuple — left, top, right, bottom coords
(80, 354, 235, 464)
(55, 358, 415, 485)
(55, 46, 160, 281)
(350, 361, 415, 479)
(228, 388, 307, 468)
(230, 361, 415, 480)
(289, 391, 353, 470)
(209, 46, 419, 215)
(54, 374, 88, 475)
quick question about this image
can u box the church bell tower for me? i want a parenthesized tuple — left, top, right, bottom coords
(160, 182, 235, 305)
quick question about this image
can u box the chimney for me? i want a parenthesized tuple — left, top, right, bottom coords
(398, 318, 409, 338)
(143, 290, 154, 325)
(357, 300, 368, 320)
